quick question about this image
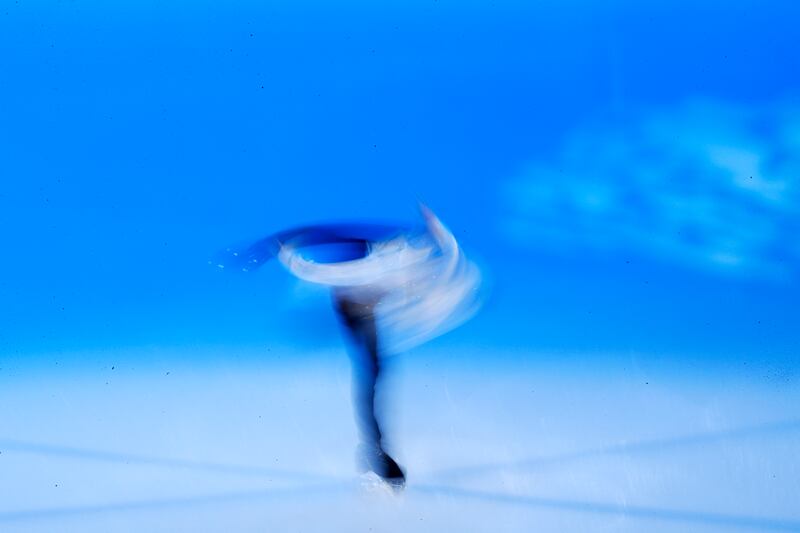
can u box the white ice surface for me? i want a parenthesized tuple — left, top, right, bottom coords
(0, 346, 798, 532)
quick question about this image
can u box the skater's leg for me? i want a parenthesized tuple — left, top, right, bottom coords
(334, 295, 405, 486)
(342, 300, 382, 448)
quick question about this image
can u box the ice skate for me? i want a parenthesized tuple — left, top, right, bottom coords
(358, 443, 406, 491)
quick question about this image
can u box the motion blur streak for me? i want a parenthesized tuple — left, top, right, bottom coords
(278, 205, 482, 354)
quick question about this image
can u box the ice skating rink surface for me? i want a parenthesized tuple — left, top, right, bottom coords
(1, 345, 797, 532)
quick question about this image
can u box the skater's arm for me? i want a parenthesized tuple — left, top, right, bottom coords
(214, 223, 406, 272)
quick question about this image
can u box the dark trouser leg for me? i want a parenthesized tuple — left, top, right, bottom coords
(334, 295, 405, 486)
(340, 298, 383, 448)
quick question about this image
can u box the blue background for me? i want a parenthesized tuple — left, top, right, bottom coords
(1, 0, 798, 363)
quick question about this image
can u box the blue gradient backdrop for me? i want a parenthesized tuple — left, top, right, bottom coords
(2, 1, 798, 365)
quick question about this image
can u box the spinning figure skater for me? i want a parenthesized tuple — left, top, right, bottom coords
(219, 205, 481, 489)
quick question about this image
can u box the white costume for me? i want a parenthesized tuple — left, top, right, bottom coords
(276, 206, 482, 353)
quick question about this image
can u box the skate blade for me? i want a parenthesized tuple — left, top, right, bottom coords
(359, 471, 405, 496)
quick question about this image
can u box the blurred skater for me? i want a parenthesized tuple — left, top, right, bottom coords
(218, 205, 481, 489)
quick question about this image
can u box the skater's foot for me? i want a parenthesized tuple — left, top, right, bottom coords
(377, 452, 405, 490)
(358, 444, 406, 490)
